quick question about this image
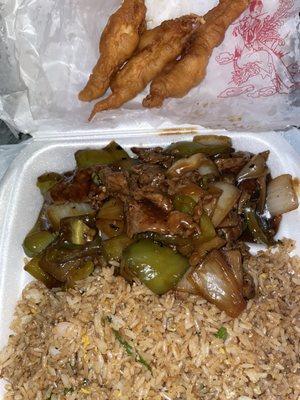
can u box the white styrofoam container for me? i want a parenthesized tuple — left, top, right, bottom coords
(0, 130, 300, 395)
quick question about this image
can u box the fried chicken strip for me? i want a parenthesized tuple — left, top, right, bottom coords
(88, 15, 202, 121)
(78, 0, 146, 102)
(137, 24, 162, 51)
(143, 0, 250, 108)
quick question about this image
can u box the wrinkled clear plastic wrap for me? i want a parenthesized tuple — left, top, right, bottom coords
(0, 0, 299, 135)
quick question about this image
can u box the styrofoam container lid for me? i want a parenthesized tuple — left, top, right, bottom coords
(0, 130, 300, 396)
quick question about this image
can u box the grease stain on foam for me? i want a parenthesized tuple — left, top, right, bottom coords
(227, 115, 242, 123)
(159, 127, 199, 136)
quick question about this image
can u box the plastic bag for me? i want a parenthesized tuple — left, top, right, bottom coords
(0, 0, 299, 135)
(0, 141, 31, 183)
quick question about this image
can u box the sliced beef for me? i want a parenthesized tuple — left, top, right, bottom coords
(126, 202, 200, 238)
(215, 156, 250, 175)
(88, 185, 108, 209)
(167, 171, 204, 196)
(129, 164, 167, 193)
(133, 192, 173, 212)
(50, 169, 92, 202)
(98, 166, 129, 196)
(131, 147, 174, 168)
(218, 219, 243, 242)
(126, 200, 169, 238)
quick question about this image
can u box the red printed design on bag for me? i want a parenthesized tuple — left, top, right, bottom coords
(216, 0, 299, 98)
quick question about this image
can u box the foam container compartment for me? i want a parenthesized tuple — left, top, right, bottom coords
(0, 130, 300, 395)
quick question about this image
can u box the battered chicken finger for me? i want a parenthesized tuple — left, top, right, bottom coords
(143, 0, 250, 108)
(89, 15, 202, 121)
(137, 25, 162, 51)
(137, 16, 205, 53)
(78, 0, 146, 102)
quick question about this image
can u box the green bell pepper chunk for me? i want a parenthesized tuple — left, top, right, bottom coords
(173, 194, 197, 215)
(193, 135, 231, 147)
(164, 141, 230, 157)
(135, 232, 190, 247)
(112, 158, 138, 171)
(36, 173, 62, 195)
(24, 256, 61, 288)
(60, 216, 96, 245)
(244, 207, 273, 245)
(103, 141, 129, 161)
(75, 141, 129, 168)
(65, 260, 95, 288)
(75, 149, 115, 168)
(40, 237, 102, 282)
(97, 198, 124, 220)
(103, 234, 133, 262)
(23, 231, 57, 258)
(121, 239, 189, 295)
(197, 212, 216, 243)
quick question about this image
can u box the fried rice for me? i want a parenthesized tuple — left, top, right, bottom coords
(0, 240, 299, 400)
